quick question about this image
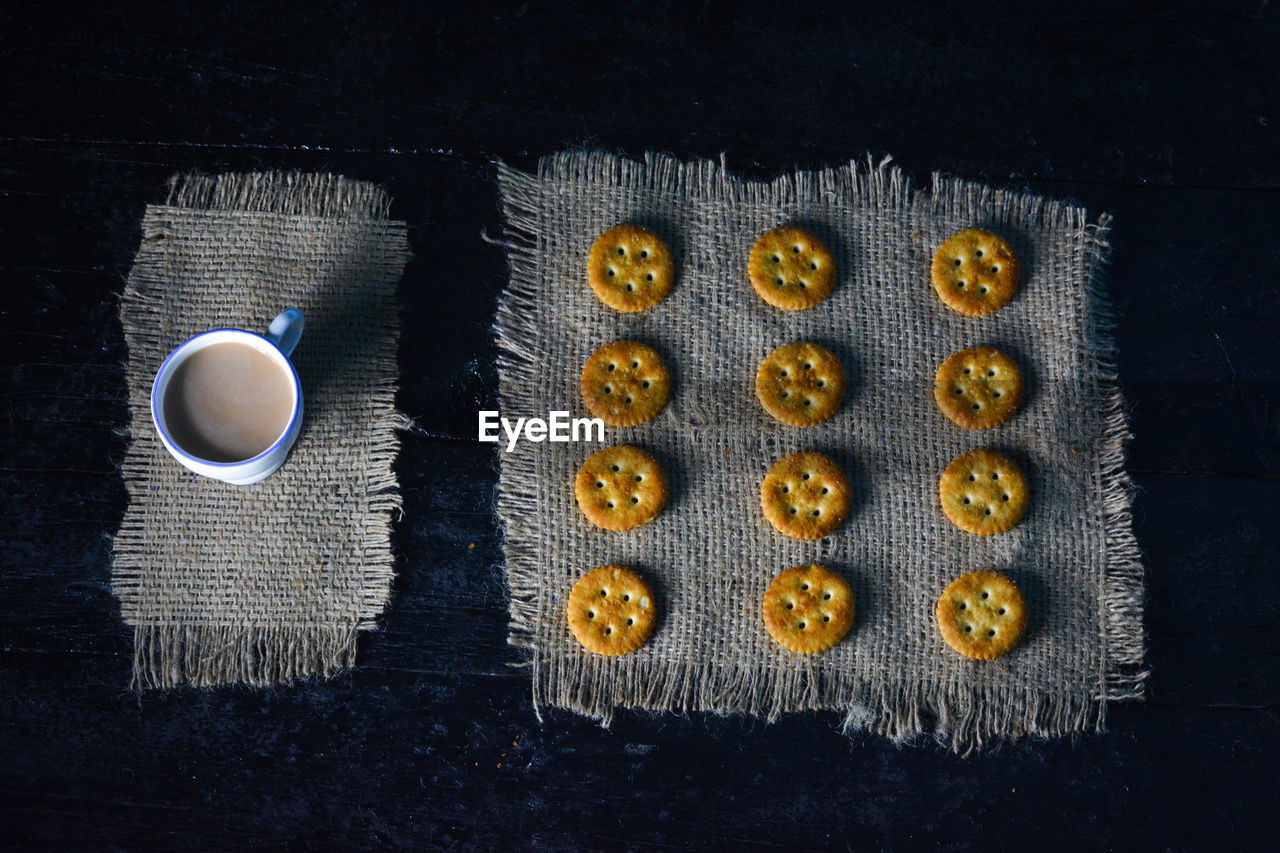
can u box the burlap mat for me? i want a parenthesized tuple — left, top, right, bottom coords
(495, 152, 1146, 750)
(113, 172, 411, 689)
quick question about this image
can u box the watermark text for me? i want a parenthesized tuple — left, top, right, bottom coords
(478, 410, 605, 452)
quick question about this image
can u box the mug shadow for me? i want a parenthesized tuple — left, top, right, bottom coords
(290, 252, 405, 445)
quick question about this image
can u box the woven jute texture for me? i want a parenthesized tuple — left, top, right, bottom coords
(114, 172, 411, 689)
(495, 152, 1146, 751)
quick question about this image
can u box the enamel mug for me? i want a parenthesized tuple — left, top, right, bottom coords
(150, 309, 305, 485)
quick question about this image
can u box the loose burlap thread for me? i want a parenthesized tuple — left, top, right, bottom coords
(495, 151, 1146, 751)
(114, 172, 411, 689)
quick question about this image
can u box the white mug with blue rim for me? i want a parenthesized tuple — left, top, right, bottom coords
(150, 309, 305, 485)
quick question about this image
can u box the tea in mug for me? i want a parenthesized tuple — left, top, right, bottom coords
(162, 342, 294, 463)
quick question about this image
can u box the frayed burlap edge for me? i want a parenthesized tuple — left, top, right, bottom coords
(164, 170, 393, 220)
(1081, 213, 1149, 707)
(129, 624, 361, 690)
(114, 170, 407, 691)
(494, 151, 1146, 752)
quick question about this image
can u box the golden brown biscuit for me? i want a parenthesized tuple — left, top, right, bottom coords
(581, 341, 670, 427)
(936, 570, 1027, 660)
(567, 565, 656, 655)
(747, 226, 836, 310)
(574, 445, 667, 532)
(760, 452, 850, 539)
(762, 564, 855, 653)
(931, 229, 1019, 316)
(755, 342, 844, 427)
(586, 224, 674, 312)
(934, 346, 1023, 429)
(939, 449, 1028, 536)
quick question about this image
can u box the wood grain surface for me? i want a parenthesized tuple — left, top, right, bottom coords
(2, 1, 1277, 849)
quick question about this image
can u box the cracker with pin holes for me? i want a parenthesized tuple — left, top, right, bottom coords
(931, 228, 1019, 316)
(747, 226, 835, 310)
(567, 565, 656, 655)
(934, 346, 1023, 429)
(939, 449, 1028, 536)
(755, 342, 844, 427)
(574, 445, 667, 532)
(760, 452, 850, 539)
(762, 564, 855, 654)
(581, 341, 670, 426)
(936, 570, 1027, 660)
(586, 224, 674, 312)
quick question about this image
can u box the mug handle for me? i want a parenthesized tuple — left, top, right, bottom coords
(266, 308, 305, 358)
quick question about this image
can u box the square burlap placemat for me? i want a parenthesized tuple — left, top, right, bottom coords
(113, 172, 411, 689)
(495, 152, 1145, 750)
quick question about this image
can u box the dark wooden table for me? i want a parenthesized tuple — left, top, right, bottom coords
(3, 2, 1277, 848)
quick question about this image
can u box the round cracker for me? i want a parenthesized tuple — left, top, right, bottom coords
(936, 570, 1027, 660)
(581, 341, 670, 426)
(762, 564, 854, 654)
(747, 226, 835, 310)
(574, 445, 667, 532)
(939, 449, 1028, 536)
(586, 224, 674, 312)
(755, 342, 844, 427)
(567, 565, 656, 655)
(760, 452, 850, 539)
(931, 229, 1019, 316)
(934, 346, 1023, 429)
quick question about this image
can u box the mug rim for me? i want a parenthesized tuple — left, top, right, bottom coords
(151, 328, 302, 469)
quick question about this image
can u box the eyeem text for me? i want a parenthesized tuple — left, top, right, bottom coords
(478, 410, 606, 452)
